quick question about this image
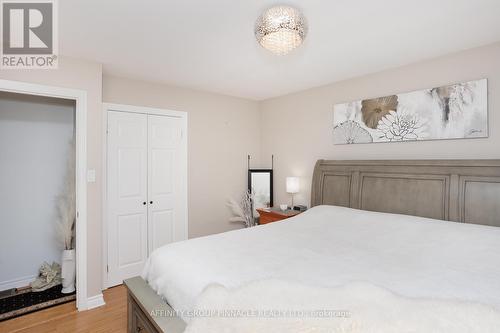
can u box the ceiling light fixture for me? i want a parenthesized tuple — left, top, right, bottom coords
(255, 6, 308, 56)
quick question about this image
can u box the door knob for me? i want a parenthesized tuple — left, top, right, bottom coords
(142, 202, 146, 205)
(150, 201, 153, 204)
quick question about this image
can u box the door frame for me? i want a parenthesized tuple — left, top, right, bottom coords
(0, 79, 89, 310)
(101, 103, 188, 289)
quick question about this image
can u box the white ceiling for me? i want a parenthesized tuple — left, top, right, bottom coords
(60, 0, 500, 100)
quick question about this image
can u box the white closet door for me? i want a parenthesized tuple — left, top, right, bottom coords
(147, 114, 186, 254)
(107, 111, 148, 287)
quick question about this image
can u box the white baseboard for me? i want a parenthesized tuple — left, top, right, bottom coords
(0, 275, 37, 291)
(86, 293, 106, 310)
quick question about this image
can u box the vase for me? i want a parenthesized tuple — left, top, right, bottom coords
(61, 249, 76, 293)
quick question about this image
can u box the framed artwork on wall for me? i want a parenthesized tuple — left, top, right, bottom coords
(333, 79, 488, 145)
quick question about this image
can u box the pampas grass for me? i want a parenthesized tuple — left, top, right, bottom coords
(55, 139, 76, 250)
(227, 191, 256, 228)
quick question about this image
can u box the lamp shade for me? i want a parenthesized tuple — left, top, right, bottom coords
(286, 177, 299, 194)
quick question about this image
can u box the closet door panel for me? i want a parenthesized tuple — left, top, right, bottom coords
(150, 210, 174, 250)
(107, 111, 148, 287)
(148, 115, 184, 254)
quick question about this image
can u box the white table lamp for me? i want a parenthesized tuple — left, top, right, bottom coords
(286, 177, 299, 207)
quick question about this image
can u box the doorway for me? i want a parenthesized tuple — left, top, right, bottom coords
(0, 92, 76, 320)
(0, 79, 88, 311)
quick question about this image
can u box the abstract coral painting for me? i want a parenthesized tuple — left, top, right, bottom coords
(333, 79, 488, 144)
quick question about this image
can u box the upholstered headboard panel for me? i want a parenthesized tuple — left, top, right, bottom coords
(311, 160, 500, 227)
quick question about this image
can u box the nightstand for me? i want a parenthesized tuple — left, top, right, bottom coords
(257, 207, 302, 225)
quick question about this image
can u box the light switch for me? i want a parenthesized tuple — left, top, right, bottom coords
(87, 169, 96, 183)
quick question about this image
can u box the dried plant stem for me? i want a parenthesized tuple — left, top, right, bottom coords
(55, 140, 76, 250)
(227, 190, 256, 228)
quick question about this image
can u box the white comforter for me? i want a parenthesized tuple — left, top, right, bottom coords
(142, 205, 500, 320)
(185, 280, 500, 333)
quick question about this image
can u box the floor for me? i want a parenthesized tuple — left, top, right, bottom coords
(0, 285, 127, 333)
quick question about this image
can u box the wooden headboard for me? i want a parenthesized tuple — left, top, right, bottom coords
(311, 160, 500, 227)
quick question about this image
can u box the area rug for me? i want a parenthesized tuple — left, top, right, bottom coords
(0, 285, 75, 321)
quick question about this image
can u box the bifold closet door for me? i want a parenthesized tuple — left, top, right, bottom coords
(107, 111, 148, 287)
(147, 114, 186, 254)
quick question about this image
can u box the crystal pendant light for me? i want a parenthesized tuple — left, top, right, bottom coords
(255, 6, 308, 55)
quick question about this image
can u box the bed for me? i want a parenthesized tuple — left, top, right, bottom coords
(125, 159, 500, 333)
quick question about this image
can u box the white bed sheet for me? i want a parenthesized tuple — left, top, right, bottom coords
(142, 205, 500, 318)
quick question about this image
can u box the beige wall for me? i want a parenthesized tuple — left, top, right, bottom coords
(0, 57, 104, 298)
(102, 76, 261, 238)
(2, 42, 499, 299)
(260, 43, 500, 208)
(0, 66, 260, 298)
(0, 63, 260, 299)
